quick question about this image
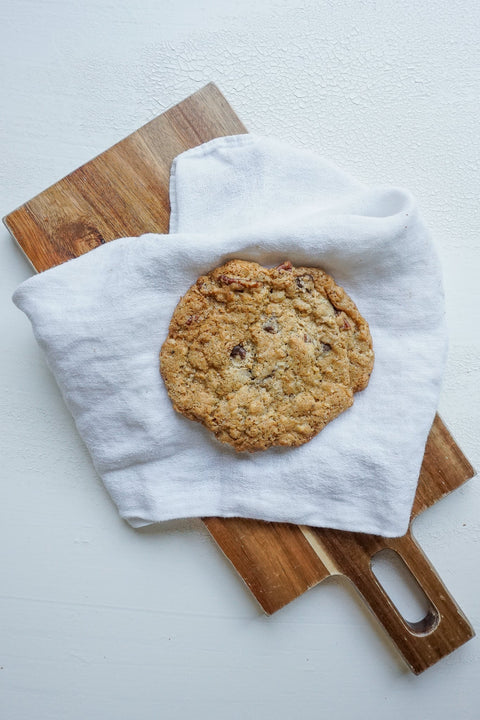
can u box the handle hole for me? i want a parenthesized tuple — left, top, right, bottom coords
(371, 549, 439, 635)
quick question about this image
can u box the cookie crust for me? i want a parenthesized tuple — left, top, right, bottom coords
(160, 259, 374, 452)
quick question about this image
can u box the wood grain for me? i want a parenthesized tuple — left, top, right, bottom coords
(5, 83, 246, 270)
(4, 83, 475, 674)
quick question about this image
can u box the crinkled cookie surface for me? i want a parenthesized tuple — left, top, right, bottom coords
(160, 259, 374, 452)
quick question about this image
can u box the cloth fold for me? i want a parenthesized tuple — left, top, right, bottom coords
(12, 134, 447, 536)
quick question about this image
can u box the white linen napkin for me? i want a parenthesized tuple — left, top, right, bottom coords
(12, 134, 447, 536)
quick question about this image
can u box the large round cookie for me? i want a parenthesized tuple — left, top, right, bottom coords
(160, 259, 374, 452)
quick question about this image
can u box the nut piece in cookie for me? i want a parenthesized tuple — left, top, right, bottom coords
(160, 259, 374, 452)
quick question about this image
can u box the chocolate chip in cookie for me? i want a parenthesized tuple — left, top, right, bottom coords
(160, 259, 374, 452)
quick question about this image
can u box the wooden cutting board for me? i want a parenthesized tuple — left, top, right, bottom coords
(4, 83, 475, 675)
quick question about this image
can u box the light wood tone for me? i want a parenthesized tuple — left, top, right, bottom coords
(204, 415, 476, 674)
(4, 83, 475, 675)
(5, 83, 246, 271)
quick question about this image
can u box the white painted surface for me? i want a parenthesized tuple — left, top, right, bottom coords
(1, 0, 479, 717)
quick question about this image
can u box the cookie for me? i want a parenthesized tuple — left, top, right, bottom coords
(160, 259, 374, 452)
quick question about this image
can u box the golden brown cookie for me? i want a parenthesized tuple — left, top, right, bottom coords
(160, 259, 374, 452)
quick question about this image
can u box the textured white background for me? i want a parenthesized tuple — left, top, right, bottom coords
(1, 0, 479, 718)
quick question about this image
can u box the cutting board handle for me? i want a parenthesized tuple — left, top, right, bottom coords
(346, 531, 475, 674)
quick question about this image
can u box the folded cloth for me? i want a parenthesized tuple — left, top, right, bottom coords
(12, 135, 447, 536)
